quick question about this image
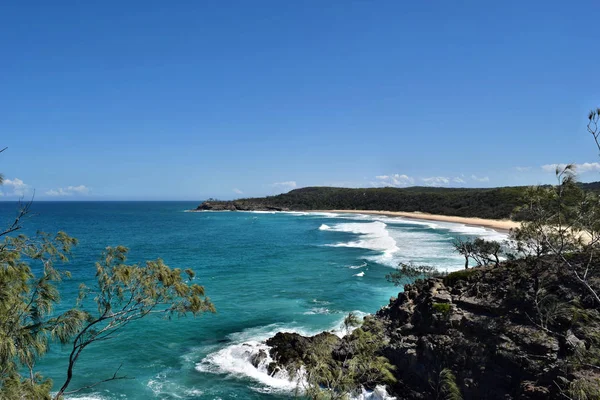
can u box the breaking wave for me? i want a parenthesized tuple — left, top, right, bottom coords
(195, 312, 372, 394)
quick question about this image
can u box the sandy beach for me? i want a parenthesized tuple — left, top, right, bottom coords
(311, 210, 521, 233)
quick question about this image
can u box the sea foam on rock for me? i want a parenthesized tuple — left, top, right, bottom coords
(262, 257, 600, 399)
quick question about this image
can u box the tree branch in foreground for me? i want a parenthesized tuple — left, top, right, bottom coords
(62, 363, 133, 396)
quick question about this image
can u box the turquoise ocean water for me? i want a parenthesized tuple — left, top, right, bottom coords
(0, 202, 506, 399)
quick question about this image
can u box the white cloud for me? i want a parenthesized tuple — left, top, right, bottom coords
(471, 175, 490, 182)
(578, 162, 600, 173)
(374, 174, 414, 187)
(233, 188, 243, 194)
(421, 176, 450, 186)
(453, 177, 466, 183)
(2, 178, 29, 196)
(45, 185, 90, 197)
(69, 185, 89, 194)
(541, 162, 600, 174)
(271, 181, 297, 189)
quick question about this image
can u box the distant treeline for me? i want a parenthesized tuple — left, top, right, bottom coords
(208, 182, 600, 220)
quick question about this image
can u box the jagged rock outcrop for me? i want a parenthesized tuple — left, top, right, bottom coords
(266, 332, 340, 375)
(265, 258, 600, 399)
(196, 201, 289, 212)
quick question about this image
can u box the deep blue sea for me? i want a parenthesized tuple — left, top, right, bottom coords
(0, 202, 506, 399)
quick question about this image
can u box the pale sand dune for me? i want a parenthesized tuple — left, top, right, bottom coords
(311, 210, 521, 233)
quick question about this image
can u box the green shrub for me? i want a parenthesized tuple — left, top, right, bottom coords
(443, 269, 480, 286)
(432, 303, 452, 314)
(438, 368, 463, 400)
(568, 377, 600, 400)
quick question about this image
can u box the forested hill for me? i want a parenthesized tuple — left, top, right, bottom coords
(196, 183, 600, 220)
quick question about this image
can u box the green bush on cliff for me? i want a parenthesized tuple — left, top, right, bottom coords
(443, 269, 479, 286)
(386, 263, 444, 286)
(299, 317, 396, 399)
(437, 368, 463, 400)
(432, 303, 452, 315)
(568, 376, 600, 400)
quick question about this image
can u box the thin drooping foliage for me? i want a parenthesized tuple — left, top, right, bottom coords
(510, 164, 600, 306)
(55, 246, 215, 399)
(587, 107, 600, 155)
(436, 369, 462, 400)
(451, 237, 504, 269)
(342, 312, 361, 335)
(295, 318, 396, 400)
(0, 155, 214, 399)
(386, 263, 441, 286)
(0, 147, 5, 185)
(0, 229, 78, 399)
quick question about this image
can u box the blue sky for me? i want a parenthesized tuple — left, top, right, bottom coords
(1, 1, 599, 200)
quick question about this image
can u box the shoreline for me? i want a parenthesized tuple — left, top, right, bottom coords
(309, 210, 520, 233)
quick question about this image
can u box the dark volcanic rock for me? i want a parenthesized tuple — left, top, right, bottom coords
(249, 348, 268, 368)
(263, 258, 600, 399)
(197, 201, 237, 211)
(372, 261, 600, 399)
(195, 200, 289, 212)
(266, 331, 340, 374)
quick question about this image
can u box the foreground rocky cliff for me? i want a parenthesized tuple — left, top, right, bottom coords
(265, 257, 600, 399)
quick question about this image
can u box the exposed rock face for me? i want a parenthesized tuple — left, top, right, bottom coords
(196, 201, 289, 212)
(377, 276, 555, 399)
(197, 201, 237, 211)
(266, 332, 340, 375)
(264, 259, 600, 399)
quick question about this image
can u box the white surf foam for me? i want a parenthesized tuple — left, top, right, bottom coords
(196, 340, 300, 391)
(303, 307, 331, 315)
(324, 222, 399, 264)
(196, 313, 369, 393)
(308, 212, 344, 218)
(196, 323, 315, 392)
(348, 262, 368, 269)
(315, 212, 508, 240)
(147, 371, 204, 398)
(352, 385, 397, 400)
(284, 211, 311, 216)
(315, 212, 508, 271)
(436, 221, 508, 242)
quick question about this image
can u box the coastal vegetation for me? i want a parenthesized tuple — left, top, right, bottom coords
(2, 106, 600, 399)
(452, 238, 504, 269)
(266, 317, 396, 400)
(267, 251, 600, 399)
(197, 182, 600, 220)
(0, 157, 215, 399)
(261, 109, 600, 399)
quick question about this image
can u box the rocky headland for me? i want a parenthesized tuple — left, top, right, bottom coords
(264, 257, 600, 399)
(193, 183, 600, 219)
(196, 200, 289, 212)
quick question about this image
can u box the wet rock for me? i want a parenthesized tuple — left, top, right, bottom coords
(250, 348, 268, 368)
